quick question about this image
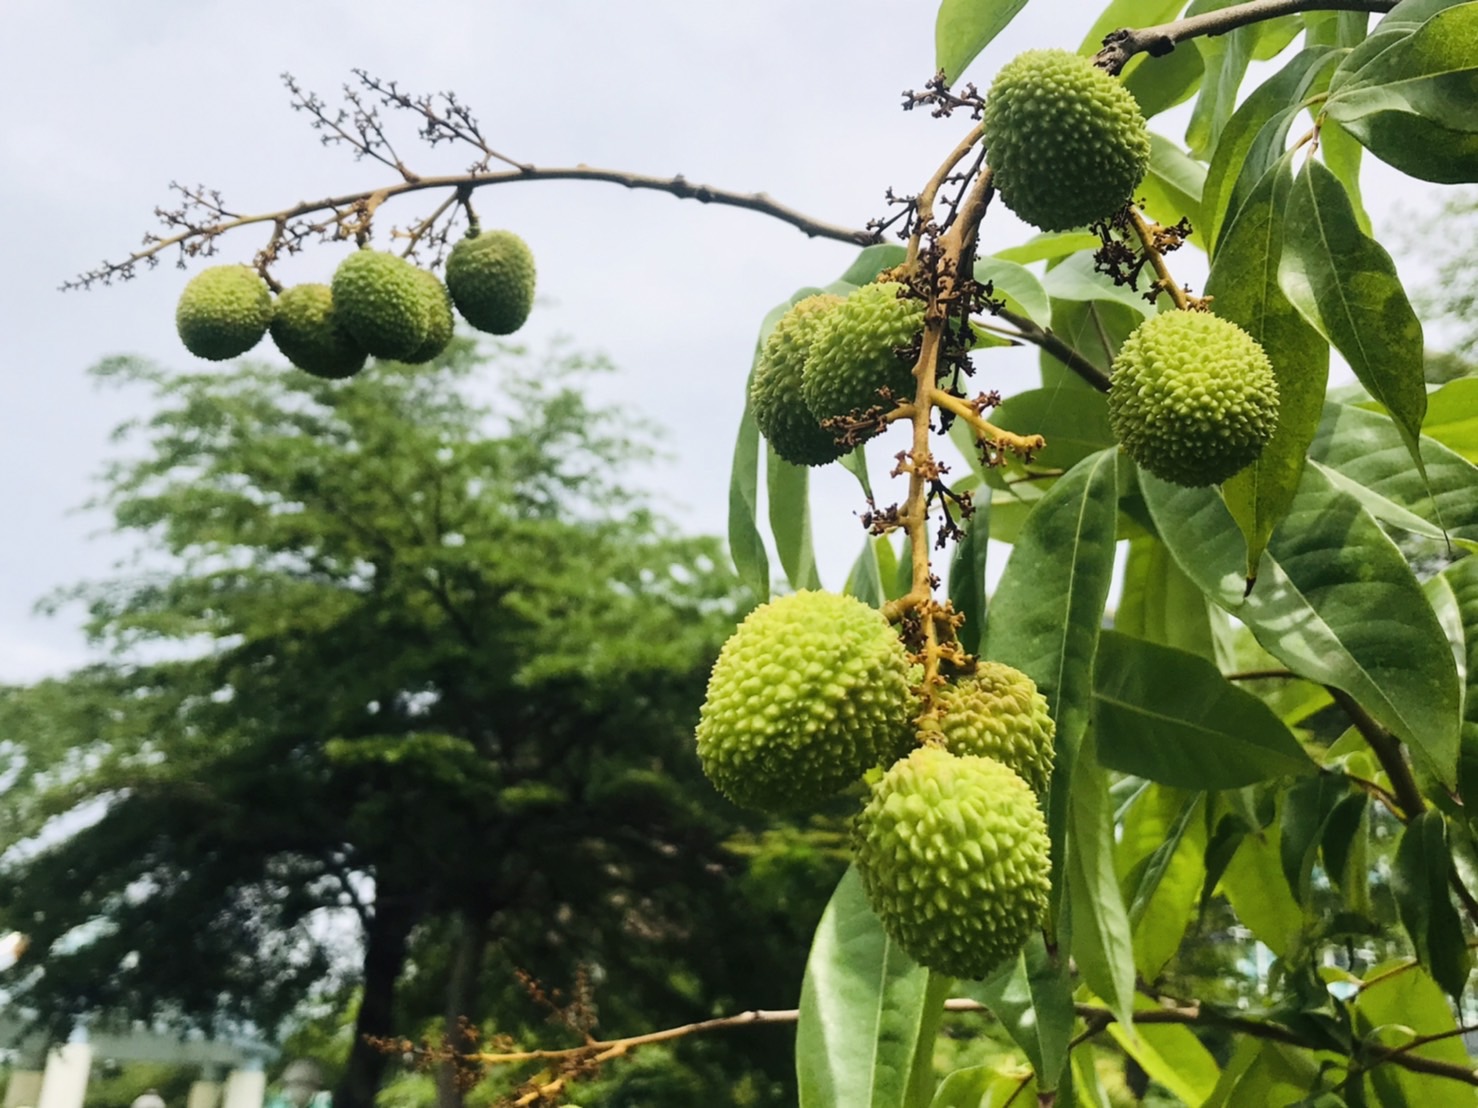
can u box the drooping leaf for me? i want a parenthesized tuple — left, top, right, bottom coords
(846, 535, 886, 609)
(1217, 813, 1307, 957)
(928, 1066, 1037, 1108)
(1093, 631, 1315, 788)
(767, 448, 822, 591)
(1186, 24, 1254, 159)
(936, 0, 1032, 83)
(1279, 158, 1427, 472)
(948, 490, 992, 655)
(1117, 786, 1208, 981)
(965, 935, 1075, 1091)
(1068, 733, 1136, 1028)
(1278, 773, 1352, 906)
(1204, 1038, 1324, 1106)
(796, 866, 950, 1108)
(1432, 559, 1478, 815)
(985, 449, 1119, 926)
(1391, 812, 1473, 1001)
(1304, 9, 1374, 47)
(727, 388, 770, 598)
(1143, 461, 1461, 787)
(1317, 117, 1372, 235)
(1211, 154, 1330, 579)
(1330, 106, 1478, 183)
(1125, 34, 1207, 119)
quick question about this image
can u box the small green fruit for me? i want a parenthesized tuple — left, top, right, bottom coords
(1108, 309, 1279, 487)
(750, 294, 849, 467)
(982, 49, 1150, 232)
(695, 590, 916, 812)
(931, 663, 1055, 796)
(330, 250, 431, 360)
(403, 268, 456, 365)
(175, 265, 272, 361)
(801, 282, 923, 438)
(445, 230, 536, 335)
(269, 284, 368, 380)
(852, 746, 1050, 979)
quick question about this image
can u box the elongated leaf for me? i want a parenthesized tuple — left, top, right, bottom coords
(1318, 118, 1372, 235)
(796, 867, 949, 1108)
(1142, 465, 1462, 785)
(929, 1066, 1037, 1108)
(1324, 4, 1478, 127)
(846, 536, 886, 609)
(1040, 252, 1157, 318)
(1116, 536, 1221, 662)
(1392, 812, 1473, 1000)
(1139, 133, 1206, 235)
(1279, 158, 1427, 471)
(1423, 378, 1478, 462)
(966, 935, 1074, 1091)
(1107, 1009, 1222, 1105)
(767, 448, 821, 590)
(1218, 813, 1306, 957)
(975, 256, 1051, 326)
(1125, 34, 1206, 119)
(1278, 773, 1351, 905)
(839, 441, 875, 501)
(837, 244, 909, 287)
(1094, 632, 1314, 787)
(1304, 9, 1374, 46)
(1312, 401, 1478, 541)
(985, 449, 1119, 926)
(1186, 25, 1253, 158)
(936, 0, 1031, 82)
(948, 491, 992, 655)
(1041, 297, 1142, 391)
(1119, 787, 1208, 980)
(993, 232, 1101, 266)
(1435, 559, 1478, 810)
(1208, 154, 1330, 580)
(1352, 960, 1473, 1107)
(1069, 735, 1136, 1027)
(1335, 106, 1478, 182)
(988, 386, 1115, 473)
(728, 391, 770, 597)
(1075, 0, 1185, 55)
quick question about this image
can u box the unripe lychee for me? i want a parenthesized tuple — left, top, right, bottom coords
(695, 590, 916, 812)
(1108, 309, 1279, 487)
(175, 265, 273, 361)
(445, 230, 536, 335)
(930, 663, 1055, 796)
(330, 250, 431, 361)
(801, 282, 923, 438)
(852, 746, 1051, 978)
(403, 268, 456, 365)
(982, 49, 1150, 232)
(750, 294, 850, 467)
(269, 284, 368, 380)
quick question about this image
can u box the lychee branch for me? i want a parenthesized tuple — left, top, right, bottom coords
(1126, 207, 1195, 311)
(1094, 0, 1398, 75)
(907, 124, 986, 265)
(930, 389, 1046, 460)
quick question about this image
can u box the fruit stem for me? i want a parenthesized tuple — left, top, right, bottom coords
(1127, 206, 1194, 311)
(906, 124, 986, 266)
(930, 388, 1046, 462)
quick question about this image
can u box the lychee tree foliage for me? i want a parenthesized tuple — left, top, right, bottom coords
(74, 0, 1478, 1102)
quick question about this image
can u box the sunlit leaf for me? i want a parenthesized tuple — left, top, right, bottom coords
(936, 0, 1032, 83)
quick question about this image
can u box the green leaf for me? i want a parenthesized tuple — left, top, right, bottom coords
(1205, 1039, 1323, 1107)
(985, 449, 1120, 926)
(928, 1066, 1037, 1108)
(1118, 787, 1208, 981)
(948, 491, 992, 655)
(1116, 536, 1222, 662)
(1423, 378, 1478, 462)
(1318, 117, 1372, 235)
(1202, 48, 1337, 255)
(1218, 813, 1307, 957)
(1324, 3, 1478, 128)
(1304, 10, 1373, 47)
(767, 448, 822, 591)
(796, 867, 951, 1108)
(1434, 559, 1478, 814)
(935, 0, 1032, 83)
(993, 232, 1102, 266)
(1142, 465, 1462, 785)
(1040, 251, 1157, 318)
(988, 386, 1115, 474)
(1039, 298, 1142, 393)
(1278, 774, 1351, 906)
(836, 244, 909, 287)
(1331, 105, 1478, 182)
(974, 256, 1051, 326)
(727, 390, 770, 598)
(1211, 154, 1330, 579)
(845, 535, 886, 609)
(1186, 23, 1254, 159)
(1311, 401, 1478, 542)
(1068, 734, 1136, 1028)
(1106, 1006, 1222, 1105)
(1351, 959, 1473, 1107)
(965, 935, 1075, 1091)
(1075, 0, 1185, 55)
(1279, 159, 1427, 471)
(1124, 36, 1206, 120)
(1138, 133, 1206, 235)
(1094, 631, 1316, 787)
(1392, 812, 1473, 1001)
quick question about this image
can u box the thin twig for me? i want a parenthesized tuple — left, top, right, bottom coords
(994, 307, 1113, 393)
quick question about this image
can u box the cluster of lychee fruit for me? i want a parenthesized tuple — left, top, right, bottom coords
(695, 590, 1055, 979)
(173, 230, 536, 378)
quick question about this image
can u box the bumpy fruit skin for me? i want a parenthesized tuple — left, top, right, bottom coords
(331, 250, 431, 360)
(403, 269, 456, 365)
(269, 284, 368, 380)
(982, 49, 1150, 232)
(695, 590, 915, 812)
(445, 230, 536, 335)
(750, 294, 849, 466)
(932, 663, 1055, 796)
(853, 746, 1050, 978)
(175, 265, 272, 361)
(1109, 310, 1279, 487)
(801, 283, 923, 435)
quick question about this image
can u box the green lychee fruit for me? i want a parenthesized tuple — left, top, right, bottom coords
(750, 294, 850, 467)
(175, 265, 273, 361)
(1108, 309, 1279, 487)
(445, 230, 536, 335)
(695, 590, 916, 812)
(403, 268, 456, 365)
(330, 250, 431, 361)
(801, 282, 924, 437)
(269, 284, 368, 380)
(982, 49, 1151, 232)
(930, 663, 1055, 797)
(852, 746, 1050, 979)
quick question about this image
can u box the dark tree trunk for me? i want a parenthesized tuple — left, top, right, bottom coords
(435, 912, 490, 1108)
(334, 892, 420, 1108)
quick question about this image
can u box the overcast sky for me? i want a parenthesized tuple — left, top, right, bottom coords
(0, 1, 1445, 684)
